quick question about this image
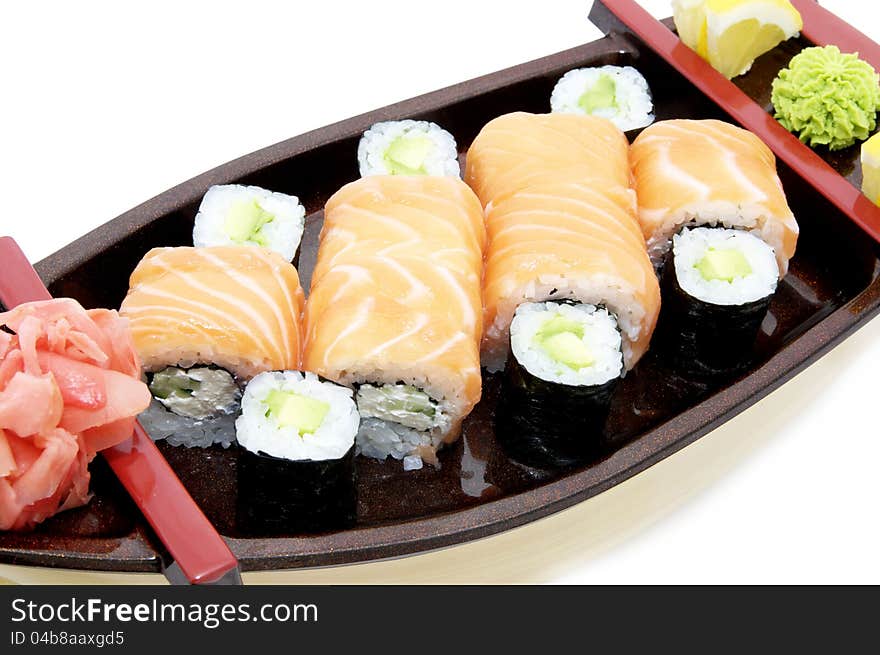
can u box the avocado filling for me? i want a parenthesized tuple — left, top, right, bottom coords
(695, 247, 753, 282)
(383, 135, 434, 175)
(223, 198, 276, 246)
(356, 383, 439, 432)
(533, 315, 594, 370)
(578, 74, 618, 114)
(263, 389, 330, 435)
(149, 366, 241, 420)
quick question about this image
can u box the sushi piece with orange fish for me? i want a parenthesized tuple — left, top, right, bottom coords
(119, 245, 305, 447)
(630, 119, 799, 375)
(630, 119, 798, 275)
(465, 111, 660, 467)
(465, 111, 637, 213)
(303, 175, 486, 470)
(465, 111, 659, 375)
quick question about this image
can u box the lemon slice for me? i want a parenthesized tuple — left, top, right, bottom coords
(862, 133, 880, 206)
(673, 0, 803, 79)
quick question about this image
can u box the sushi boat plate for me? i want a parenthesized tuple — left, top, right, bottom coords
(2, 10, 880, 574)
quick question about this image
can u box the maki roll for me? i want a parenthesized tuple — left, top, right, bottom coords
(304, 176, 486, 469)
(235, 371, 358, 535)
(193, 184, 306, 262)
(497, 302, 622, 468)
(550, 65, 654, 131)
(656, 226, 779, 376)
(357, 119, 460, 178)
(120, 246, 305, 447)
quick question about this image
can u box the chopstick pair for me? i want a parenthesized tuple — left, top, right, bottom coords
(590, 0, 880, 247)
(0, 236, 241, 585)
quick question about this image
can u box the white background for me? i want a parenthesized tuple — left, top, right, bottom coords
(1, 1, 878, 584)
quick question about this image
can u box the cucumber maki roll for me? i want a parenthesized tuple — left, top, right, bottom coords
(496, 302, 623, 469)
(193, 184, 306, 262)
(656, 226, 779, 376)
(357, 120, 460, 178)
(235, 370, 358, 534)
(550, 65, 654, 131)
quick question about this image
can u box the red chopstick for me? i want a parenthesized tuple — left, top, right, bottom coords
(0, 236, 241, 585)
(792, 0, 880, 70)
(597, 0, 880, 246)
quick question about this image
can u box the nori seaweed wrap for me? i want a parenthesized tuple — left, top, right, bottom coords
(655, 227, 778, 377)
(234, 370, 359, 535)
(495, 301, 624, 469)
(236, 446, 356, 535)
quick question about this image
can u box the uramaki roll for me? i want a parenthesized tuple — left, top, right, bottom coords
(629, 119, 798, 276)
(465, 112, 660, 373)
(303, 175, 486, 469)
(120, 245, 305, 447)
(464, 111, 636, 213)
(121, 246, 305, 378)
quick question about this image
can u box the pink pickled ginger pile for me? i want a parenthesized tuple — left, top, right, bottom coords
(0, 299, 150, 530)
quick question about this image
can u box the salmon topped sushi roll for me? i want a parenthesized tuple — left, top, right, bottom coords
(481, 179, 660, 372)
(465, 112, 659, 374)
(120, 245, 305, 447)
(630, 119, 799, 276)
(304, 175, 486, 470)
(631, 120, 800, 376)
(464, 111, 636, 212)
(465, 112, 659, 467)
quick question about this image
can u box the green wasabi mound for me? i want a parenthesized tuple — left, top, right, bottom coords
(771, 45, 880, 151)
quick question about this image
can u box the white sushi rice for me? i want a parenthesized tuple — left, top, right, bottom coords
(354, 382, 455, 468)
(481, 273, 648, 374)
(550, 65, 654, 131)
(510, 302, 623, 386)
(193, 184, 306, 262)
(356, 417, 444, 469)
(642, 201, 797, 277)
(139, 397, 239, 449)
(236, 371, 358, 461)
(357, 120, 460, 177)
(673, 227, 779, 305)
(356, 384, 451, 433)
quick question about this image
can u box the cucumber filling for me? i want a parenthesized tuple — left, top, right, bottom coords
(262, 389, 329, 435)
(383, 135, 434, 175)
(532, 314, 595, 370)
(578, 74, 618, 114)
(223, 198, 276, 246)
(149, 366, 241, 420)
(695, 247, 753, 282)
(355, 383, 440, 432)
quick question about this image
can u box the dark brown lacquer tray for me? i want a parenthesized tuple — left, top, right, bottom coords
(2, 12, 880, 575)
